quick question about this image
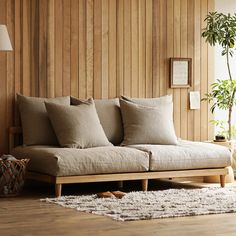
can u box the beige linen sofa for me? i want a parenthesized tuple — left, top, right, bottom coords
(10, 97, 232, 197)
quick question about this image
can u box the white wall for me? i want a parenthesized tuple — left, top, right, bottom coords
(214, 0, 236, 138)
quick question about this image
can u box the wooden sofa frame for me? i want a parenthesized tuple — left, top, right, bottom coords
(9, 127, 228, 197)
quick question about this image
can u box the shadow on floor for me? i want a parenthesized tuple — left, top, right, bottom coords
(15, 178, 201, 199)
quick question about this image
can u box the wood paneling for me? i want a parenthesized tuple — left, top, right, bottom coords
(0, 0, 7, 154)
(0, 0, 214, 153)
(187, 0, 194, 141)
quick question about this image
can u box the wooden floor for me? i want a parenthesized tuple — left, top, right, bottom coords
(1, 178, 236, 236)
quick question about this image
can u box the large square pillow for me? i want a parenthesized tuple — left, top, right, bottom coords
(17, 94, 70, 145)
(45, 98, 113, 148)
(120, 98, 178, 145)
(71, 96, 123, 145)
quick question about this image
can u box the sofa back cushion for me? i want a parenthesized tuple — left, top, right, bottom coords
(45, 98, 112, 148)
(71, 97, 123, 145)
(120, 98, 178, 145)
(17, 94, 70, 145)
(121, 95, 172, 107)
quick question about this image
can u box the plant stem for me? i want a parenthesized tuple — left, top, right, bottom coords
(228, 104, 232, 140)
(228, 89, 236, 140)
(226, 46, 233, 81)
(226, 45, 234, 140)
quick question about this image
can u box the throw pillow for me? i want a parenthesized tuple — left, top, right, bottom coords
(17, 94, 70, 145)
(119, 98, 178, 145)
(45, 98, 113, 148)
(71, 96, 123, 145)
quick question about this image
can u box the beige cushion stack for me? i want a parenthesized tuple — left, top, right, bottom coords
(13, 94, 232, 177)
(71, 96, 123, 145)
(45, 98, 112, 148)
(120, 96, 178, 145)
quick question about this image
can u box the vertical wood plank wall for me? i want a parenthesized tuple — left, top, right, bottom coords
(0, 0, 214, 153)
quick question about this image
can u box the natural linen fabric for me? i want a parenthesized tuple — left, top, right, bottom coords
(71, 96, 123, 145)
(17, 94, 70, 145)
(120, 99, 178, 145)
(128, 140, 231, 171)
(121, 94, 172, 107)
(45, 99, 112, 149)
(11, 145, 149, 176)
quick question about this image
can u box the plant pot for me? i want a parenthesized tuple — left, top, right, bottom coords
(214, 135, 226, 142)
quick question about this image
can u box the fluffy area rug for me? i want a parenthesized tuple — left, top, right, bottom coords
(42, 187, 236, 221)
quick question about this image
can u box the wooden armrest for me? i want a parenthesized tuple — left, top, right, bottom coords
(9, 126, 22, 153)
(9, 126, 22, 134)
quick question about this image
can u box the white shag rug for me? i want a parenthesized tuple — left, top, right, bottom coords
(41, 187, 236, 221)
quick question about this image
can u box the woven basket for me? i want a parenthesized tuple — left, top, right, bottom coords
(0, 159, 29, 197)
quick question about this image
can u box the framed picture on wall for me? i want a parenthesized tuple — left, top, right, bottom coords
(169, 58, 192, 88)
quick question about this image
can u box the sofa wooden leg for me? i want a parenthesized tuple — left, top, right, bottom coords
(55, 184, 62, 197)
(142, 179, 148, 191)
(220, 175, 225, 188)
(118, 181, 123, 189)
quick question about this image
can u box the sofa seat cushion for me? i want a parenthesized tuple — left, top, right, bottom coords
(128, 140, 232, 171)
(11, 146, 149, 176)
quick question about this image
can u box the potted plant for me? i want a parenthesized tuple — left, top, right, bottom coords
(201, 12, 236, 140)
(209, 119, 236, 141)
